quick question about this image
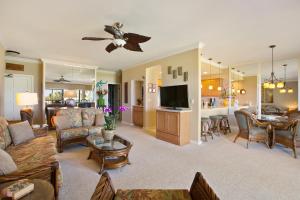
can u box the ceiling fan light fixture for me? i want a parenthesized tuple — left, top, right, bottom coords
(113, 39, 126, 47)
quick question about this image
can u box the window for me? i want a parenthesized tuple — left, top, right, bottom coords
(45, 89, 64, 104)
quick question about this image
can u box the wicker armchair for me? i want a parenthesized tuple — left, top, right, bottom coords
(272, 120, 298, 158)
(91, 172, 219, 200)
(234, 110, 270, 148)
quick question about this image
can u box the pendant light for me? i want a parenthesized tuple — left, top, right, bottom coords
(217, 62, 222, 91)
(236, 70, 241, 94)
(208, 58, 213, 90)
(263, 45, 283, 89)
(240, 72, 246, 95)
(279, 64, 287, 94)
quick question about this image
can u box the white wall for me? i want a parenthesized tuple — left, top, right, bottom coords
(0, 43, 5, 116)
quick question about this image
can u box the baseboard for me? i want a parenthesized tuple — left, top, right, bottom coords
(121, 121, 134, 126)
(190, 139, 202, 145)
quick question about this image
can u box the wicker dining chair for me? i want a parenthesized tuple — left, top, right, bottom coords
(273, 120, 299, 158)
(234, 110, 270, 148)
(91, 172, 219, 200)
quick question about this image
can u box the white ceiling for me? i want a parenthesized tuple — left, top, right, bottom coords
(45, 64, 95, 84)
(0, 0, 300, 70)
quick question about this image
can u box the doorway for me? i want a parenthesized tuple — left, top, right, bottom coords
(4, 74, 34, 121)
(108, 84, 120, 116)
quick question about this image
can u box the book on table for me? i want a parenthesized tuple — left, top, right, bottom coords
(1, 179, 34, 200)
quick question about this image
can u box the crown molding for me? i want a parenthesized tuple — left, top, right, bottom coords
(122, 42, 204, 71)
(5, 55, 41, 64)
(96, 69, 117, 74)
(41, 58, 98, 69)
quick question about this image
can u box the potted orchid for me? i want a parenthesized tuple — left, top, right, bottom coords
(102, 105, 128, 140)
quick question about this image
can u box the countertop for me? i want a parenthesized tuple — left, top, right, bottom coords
(157, 107, 192, 113)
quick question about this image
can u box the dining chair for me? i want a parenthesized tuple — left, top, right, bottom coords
(234, 110, 270, 148)
(273, 120, 299, 158)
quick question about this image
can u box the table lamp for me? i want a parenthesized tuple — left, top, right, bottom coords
(64, 90, 77, 106)
(16, 92, 38, 125)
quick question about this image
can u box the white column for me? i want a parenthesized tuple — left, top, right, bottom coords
(257, 63, 262, 117)
(41, 61, 46, 123)
(197, 45, 202, 145)
(228, 66, 232, 113)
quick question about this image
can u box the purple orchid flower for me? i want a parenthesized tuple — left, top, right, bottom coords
(119, 105, 128, 112)
(103, 106, 112, 113)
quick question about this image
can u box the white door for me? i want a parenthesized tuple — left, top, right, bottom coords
(4, 74, 34, 121)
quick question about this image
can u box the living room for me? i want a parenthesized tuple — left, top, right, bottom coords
(1, 1, 300, 200)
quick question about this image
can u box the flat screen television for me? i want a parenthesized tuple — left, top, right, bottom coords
(160, 85, 189, 109)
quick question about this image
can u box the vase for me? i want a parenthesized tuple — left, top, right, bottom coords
(102, 129, 115, 141)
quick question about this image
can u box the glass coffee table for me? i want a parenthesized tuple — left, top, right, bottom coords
(86, 134, 132, 174)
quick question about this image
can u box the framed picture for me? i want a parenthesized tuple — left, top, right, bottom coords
(184, 72, 188, 82)
(178, 66, 183, 76)
(168, 66, 172, 74)
(173, 70, 177, 79)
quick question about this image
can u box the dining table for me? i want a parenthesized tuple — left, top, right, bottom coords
(256, 114, 291, 148)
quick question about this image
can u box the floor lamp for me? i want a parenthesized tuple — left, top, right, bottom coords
(16, 92, 38, 125)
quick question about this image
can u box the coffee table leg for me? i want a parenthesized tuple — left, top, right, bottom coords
(98, 155, 105, 174)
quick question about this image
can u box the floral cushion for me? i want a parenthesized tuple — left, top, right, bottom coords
(81, 108, 103, 127)
(87, 126, 103, 135)
(115, 189, 192, 200)
(59, 127, 89, 140)
(56, 109, 82, 128)
(0, 117, 12, 149)
(6, 135, 62, 187)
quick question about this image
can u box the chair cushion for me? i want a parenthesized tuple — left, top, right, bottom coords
(56, 109, 82, 128)
(8, 121, 35, 145)
(81, 108, 102, 127)
(52, 116, 72, 130)
(115, 189, 192, 200)
(250, 126, 267, 136)
(0, 117, 12, 149)
(95, 113, 105, 126)
(59, 127, 89, 140)
(0, 148, 17, 175)
(275, 130, 293, 139)
(88, 126, 103, 135)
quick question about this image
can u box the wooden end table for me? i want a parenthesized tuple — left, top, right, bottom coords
(0, 179, 54, 200)
(86, 135, 132, 174)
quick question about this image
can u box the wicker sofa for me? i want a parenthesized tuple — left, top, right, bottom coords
(52, 108, 104, 153)
(0, 117, 61, 197)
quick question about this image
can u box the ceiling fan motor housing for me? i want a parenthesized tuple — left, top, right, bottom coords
(113, 39, 126, 47)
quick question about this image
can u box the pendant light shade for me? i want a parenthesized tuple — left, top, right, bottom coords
(279, 88, 286, 93)
(288, 88, 294, 93)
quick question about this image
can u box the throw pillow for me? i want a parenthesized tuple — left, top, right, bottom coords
(95, 113, 105, 126)
(0, 117, 12, 149)
(52, 116, 72, 130)
(0, 148, 17, 175)
(8, 121, 35, 145)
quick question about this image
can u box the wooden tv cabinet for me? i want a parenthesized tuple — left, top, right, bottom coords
(156, 108, 191, 145)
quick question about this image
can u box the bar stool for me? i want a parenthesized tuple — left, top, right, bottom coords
(218, 114, 231, 134)
(201, 117, 213, 141)
(209, 115, 223, 136)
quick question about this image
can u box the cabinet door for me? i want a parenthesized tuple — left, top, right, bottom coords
(166, 112, 179, 135)
(156, 111, 166, 132)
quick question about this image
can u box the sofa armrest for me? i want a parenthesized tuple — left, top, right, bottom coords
(0, 161, 59, 197)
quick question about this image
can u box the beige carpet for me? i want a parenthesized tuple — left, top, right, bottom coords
(56, 124, 300, 200)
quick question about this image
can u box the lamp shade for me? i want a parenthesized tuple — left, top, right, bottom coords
(64, 90, 77, 98)
(16, 92, 38, 106)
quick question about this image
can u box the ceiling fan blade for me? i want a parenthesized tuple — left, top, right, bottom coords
(104, 25, 117, 35)
(105, 43, 118, 53)
(82, 37, 112, 41)
(124, 42, 143, 52)
(53, 80, 60, 82)
(124, 33, 151, 43)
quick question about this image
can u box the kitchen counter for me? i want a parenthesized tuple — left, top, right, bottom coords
(201, 106, 249, 117)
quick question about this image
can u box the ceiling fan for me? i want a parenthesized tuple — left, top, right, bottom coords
(53, 75, 71, 83)
(82, 22, 151, 53)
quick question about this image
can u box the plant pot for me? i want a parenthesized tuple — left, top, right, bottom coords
(102, 129, 115, 141)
